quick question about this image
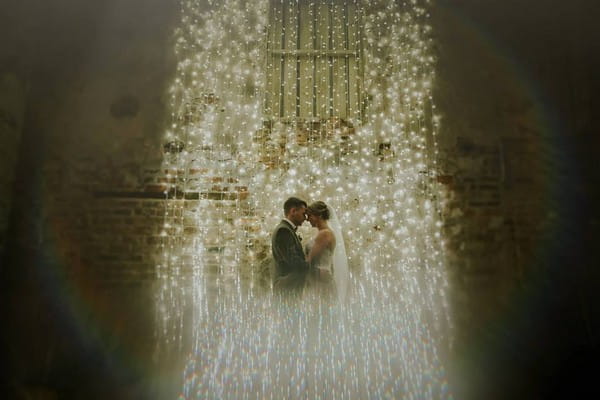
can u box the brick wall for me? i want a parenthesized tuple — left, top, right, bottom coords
(438, 134, 547, 335)
(39, 156, 165, 284)
(432, 4, 556, 345)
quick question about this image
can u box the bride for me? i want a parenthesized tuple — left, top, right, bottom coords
(304, 201, 349, 302)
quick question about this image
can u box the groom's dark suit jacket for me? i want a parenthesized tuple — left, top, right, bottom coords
(271, 220, 309, 292)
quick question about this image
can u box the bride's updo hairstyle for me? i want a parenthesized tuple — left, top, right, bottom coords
(307, 201, 330, 220)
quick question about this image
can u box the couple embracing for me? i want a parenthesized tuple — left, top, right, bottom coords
(271, 197, 349, 302)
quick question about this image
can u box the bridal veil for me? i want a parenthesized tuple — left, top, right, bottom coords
(328, 207, 349, 302)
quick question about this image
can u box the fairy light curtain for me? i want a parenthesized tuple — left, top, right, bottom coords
(155, 2, 453, 398)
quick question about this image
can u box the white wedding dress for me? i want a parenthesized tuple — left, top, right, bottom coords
(303, 207, 349, 303)
(304, 238, 337, 300)
(306, 239, 334, 274)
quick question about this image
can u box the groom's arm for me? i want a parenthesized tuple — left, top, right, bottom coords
(274, 228, 308, 273)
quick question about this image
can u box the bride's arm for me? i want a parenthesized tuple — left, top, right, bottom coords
(306, 230, 334, 264)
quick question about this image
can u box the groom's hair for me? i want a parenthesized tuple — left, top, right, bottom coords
(284, 197, 307, 215)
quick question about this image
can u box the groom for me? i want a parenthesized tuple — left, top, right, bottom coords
(272, 197, 309, 294)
